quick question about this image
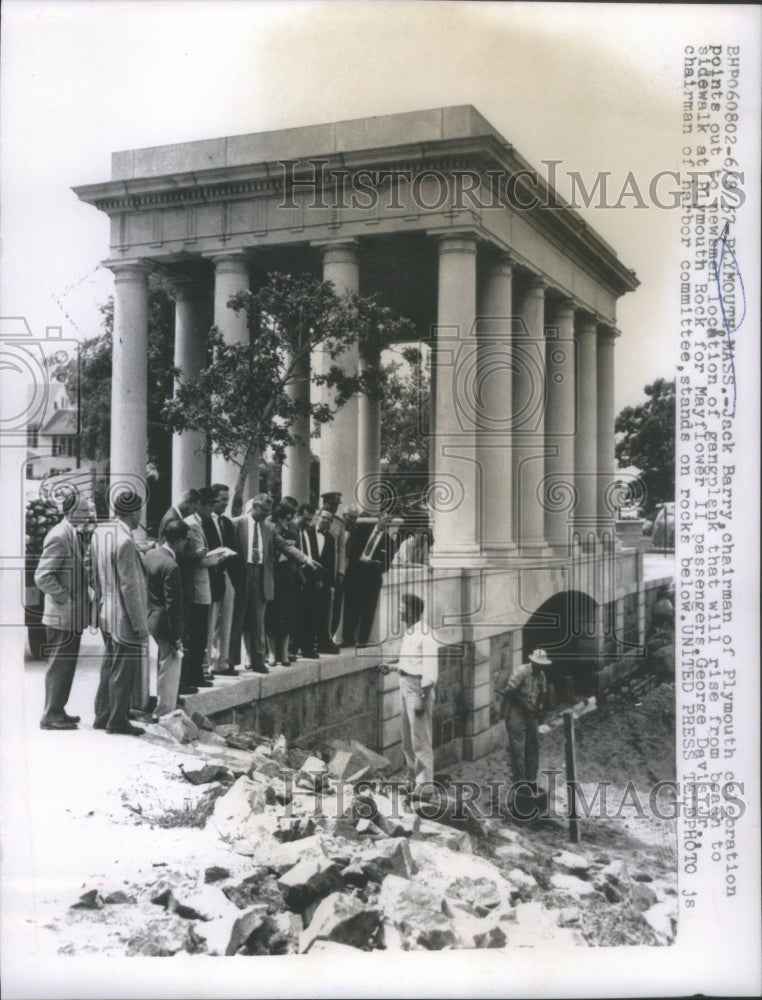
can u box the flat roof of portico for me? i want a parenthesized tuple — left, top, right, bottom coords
(110, 106, 503, 180)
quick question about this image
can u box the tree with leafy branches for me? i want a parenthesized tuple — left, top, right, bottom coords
(379, 345, 431, 509)
(164, 271, 416, 515)
(615, 377, 675, 518)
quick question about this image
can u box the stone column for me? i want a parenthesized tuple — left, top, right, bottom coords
(430, 234, 484, 567)
(512, 277, 549, 554)
(319, 241, 359, 503)
(109, 261, 149, 500)
(172, 281, 208, 497)
(477, 254, 515, 556)
(281, 346, 311, 502)
(211, 253, 250, 495)
(357, 347, 381, 495)
(544, 299, 578, 551)
(574, 316, 598, 547)
(597, 325, 620, 547)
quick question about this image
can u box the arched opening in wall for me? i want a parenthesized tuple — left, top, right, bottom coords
(521, 590, 600, 706)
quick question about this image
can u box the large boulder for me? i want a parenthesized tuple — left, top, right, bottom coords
(354, 838, 416, 882)
(209, 776, 277, 850)
(377, 875, 456, 950)
(277, 857, 344, 911)
(299, 892, 381, 953)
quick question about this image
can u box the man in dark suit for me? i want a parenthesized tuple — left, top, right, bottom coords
(314, 507, 338, 653)
(159, 489, 200, 541)
(182, 490, 227, 692)
(232, 494, 318, 673)
(353, 511, 396, 646)
(293, 503, 320, 659)
(144, 519, 189, 720)
(91, 490, 149, 736)
(199, 486, 227, 678)
(34, 492, 92, 730)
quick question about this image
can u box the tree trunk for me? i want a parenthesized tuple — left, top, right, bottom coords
(231, 444, 262, 516)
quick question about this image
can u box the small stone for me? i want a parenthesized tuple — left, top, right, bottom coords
(70, 889, 103, 910)
(633, 871, 654, 882)
(180, 763, 233, 785)
(549, 873, 596, 898)
(102, 890, 135, 905)
(601, 882, 622, 903)
(274, 816, 316, 843)
(204, 866, 231, 884)
(191, 711, 214, 731)
(327, 749, 367, 781)
(630, 883, 658, 912)
(557, 907, 581, 927)
(158, 710, 200, 744)
(150, 887, 211, 921)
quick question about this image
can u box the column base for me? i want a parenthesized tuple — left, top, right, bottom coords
(518, 541, 552, 558)
(430, 551, 489, 570)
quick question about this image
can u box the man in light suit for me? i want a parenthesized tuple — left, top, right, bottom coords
(35, 492, 92, 730)
(91, 490, 149, 736)
(233, 493, 318, 673)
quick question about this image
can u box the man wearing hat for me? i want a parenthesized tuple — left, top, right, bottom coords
(499, 648, 550, 796)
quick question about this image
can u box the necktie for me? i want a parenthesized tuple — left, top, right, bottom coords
(251, 520, 260, 564)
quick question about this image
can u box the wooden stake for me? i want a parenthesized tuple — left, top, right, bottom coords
(563, 709, 580, 843)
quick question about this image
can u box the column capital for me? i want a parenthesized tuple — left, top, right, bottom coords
(552, 297, 578, 318)
(434, 232, 478, 255)
(207, 251, 249, 275)
(598, 324, 621, 341)
(522, 273, 547, 295)
(486, 252, 514, 277)
(312, 238, 359, 263)
(167, 274, 207, 301)
(104, 259, 151, 282)
(575, 312, 599, 335)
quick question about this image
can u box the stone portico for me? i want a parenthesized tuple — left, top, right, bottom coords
(74, 107, 663, 768)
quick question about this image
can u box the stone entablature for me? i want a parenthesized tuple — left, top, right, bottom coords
(74, 106, 637, 324)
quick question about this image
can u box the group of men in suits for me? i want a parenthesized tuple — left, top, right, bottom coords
(33, 478, 401, 737)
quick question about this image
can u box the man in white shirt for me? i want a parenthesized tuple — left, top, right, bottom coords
(381, 592, 439, 795)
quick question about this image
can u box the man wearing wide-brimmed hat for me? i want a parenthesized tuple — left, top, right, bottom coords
(499, 648, 551, 795)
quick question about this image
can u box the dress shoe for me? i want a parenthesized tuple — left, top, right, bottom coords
(278, 660, 290, 668)
(106, 723, 145, 736)
(178, 685, 198, 695)
(92, 719, 107, 730)
(40, 718, 78, 731)
(213, 667, 239, 677)
(197, 678, 214, 688)
(319, 642, 340, 655)
(300, 649, 319, 659)
(249, 664, 269, 675)
(62, 712, 81, 723)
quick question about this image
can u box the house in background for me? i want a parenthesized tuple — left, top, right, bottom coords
(26, 381, 80, 481)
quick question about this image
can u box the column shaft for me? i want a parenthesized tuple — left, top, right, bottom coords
(597, 327, 619, 545)
(544, 300, 577, 550)
(110, 263, 149, 499)
(357, 349, 381, 493)
(430, 235, 483, 566)
(512, 278, 549, 553)
(172, 285, 208, 496)
(282, 346, 311, 502)
(319, 241, 359, 503)
(575, 317, 598, 546)
(477, 255, 515, 555)
(210, 254, 250, 495)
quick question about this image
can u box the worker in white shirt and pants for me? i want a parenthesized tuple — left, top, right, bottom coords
(382, 592, 439, 796)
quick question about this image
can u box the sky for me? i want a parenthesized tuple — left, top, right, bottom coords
(0, 1, 757, 417)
